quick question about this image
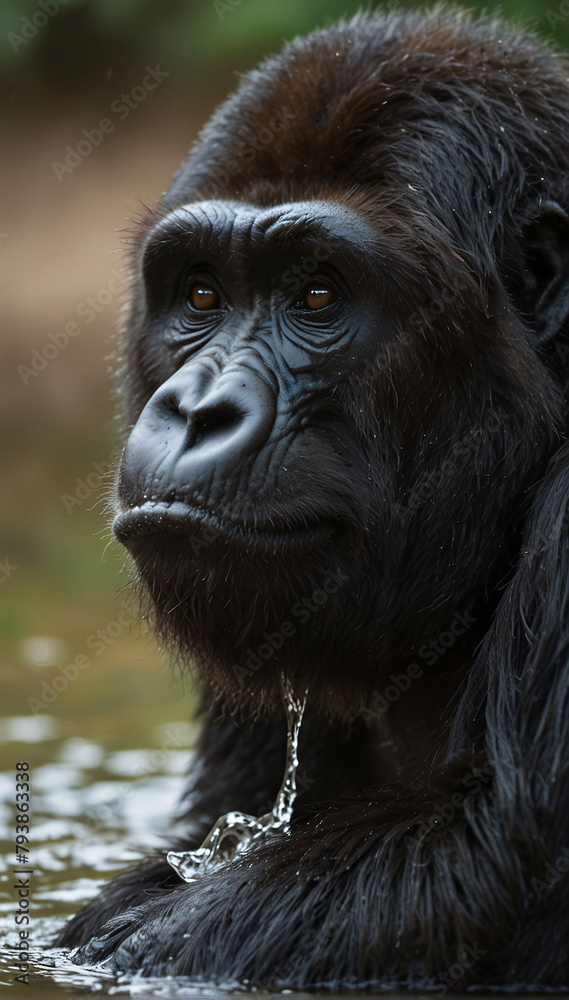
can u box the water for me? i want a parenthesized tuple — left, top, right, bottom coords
(167, 676, 307, 883)
(0, 712, 217, 998)
(0, 679, 318, 998)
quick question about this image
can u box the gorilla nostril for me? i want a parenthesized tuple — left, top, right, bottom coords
(190, 402, 243, 448)
(161, 392, 184, 418)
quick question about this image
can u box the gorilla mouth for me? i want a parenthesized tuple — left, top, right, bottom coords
(113, 500, 338, 550)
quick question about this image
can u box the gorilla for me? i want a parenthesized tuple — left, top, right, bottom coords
(57, 7, 569, 989)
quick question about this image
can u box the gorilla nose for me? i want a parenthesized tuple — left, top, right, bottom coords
(174, 374, 277, 467)
(118, 364, 277, 505)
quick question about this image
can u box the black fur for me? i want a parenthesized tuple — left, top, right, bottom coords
(57, 7, 569, 988)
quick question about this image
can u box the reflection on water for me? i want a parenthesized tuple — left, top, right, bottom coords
(0, 716, 219, 997)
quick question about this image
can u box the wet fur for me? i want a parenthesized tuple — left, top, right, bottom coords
(57, 8, 569, 988)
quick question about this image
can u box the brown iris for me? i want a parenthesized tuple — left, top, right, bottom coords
(190, 284, 220, 310)
(304, 286, 337, 310)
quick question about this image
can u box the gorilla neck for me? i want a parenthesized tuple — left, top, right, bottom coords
(366, 640, 478, 787)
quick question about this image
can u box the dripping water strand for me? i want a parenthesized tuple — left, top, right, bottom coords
(167, 673, 308, 883)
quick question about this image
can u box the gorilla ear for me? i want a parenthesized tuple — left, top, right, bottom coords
(520, 201, 569, 345)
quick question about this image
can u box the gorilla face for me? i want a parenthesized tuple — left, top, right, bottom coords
(113, 194, 562, 717)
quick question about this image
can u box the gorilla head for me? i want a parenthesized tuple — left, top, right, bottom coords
(112, 11, 569, 720)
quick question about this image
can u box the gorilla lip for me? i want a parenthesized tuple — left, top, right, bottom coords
(113, 500, 337, 550)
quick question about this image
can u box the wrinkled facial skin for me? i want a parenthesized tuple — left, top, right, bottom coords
(116, 200, 381, 534)
(114, 198, 560, 718)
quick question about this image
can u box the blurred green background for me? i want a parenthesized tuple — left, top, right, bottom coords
(1, 0, 568, 734)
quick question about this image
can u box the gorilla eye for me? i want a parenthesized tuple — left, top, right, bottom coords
(190, 284, 221, 310)
(304, 286, 338, 310)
